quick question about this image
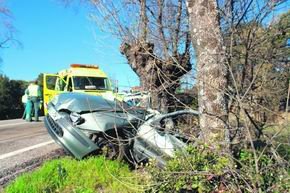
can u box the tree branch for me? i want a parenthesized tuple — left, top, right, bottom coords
(157, 0, 169, 58)
(173, 0, 183, 56)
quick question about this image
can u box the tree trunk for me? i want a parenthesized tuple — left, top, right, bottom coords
(120, 41, 191, 112)
(186, 0, 229, 148)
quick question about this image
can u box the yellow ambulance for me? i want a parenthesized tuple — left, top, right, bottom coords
(43, 64, 117, 114)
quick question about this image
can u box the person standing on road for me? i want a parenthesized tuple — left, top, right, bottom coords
(25, 80, 42, 122)
(21, 89, 28, 119)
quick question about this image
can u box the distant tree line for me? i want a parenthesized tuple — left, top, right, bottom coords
(0, 74, 28, 120)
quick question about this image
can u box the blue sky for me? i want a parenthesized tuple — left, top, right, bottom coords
(0, 0, 139, 90)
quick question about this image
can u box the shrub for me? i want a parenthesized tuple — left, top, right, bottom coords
(147, 145, 230, 193)
(236, 149, 289, 192)
(147, 145, 290, 193)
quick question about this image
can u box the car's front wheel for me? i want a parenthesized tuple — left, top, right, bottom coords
(94, 134, 125, 160)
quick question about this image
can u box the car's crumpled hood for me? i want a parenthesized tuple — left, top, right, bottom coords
(50, 92, 146, 132)
(51, 92, 123, 113)
(77, 112, 140, 132)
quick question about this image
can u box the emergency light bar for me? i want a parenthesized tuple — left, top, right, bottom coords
(70, 64, 99, 69)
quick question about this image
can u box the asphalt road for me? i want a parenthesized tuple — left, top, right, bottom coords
(0, 118, 65, 188)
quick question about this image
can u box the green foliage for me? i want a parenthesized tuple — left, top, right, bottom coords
(147, 145, 290, 193)
(236, 149, 290, 192)
(241, 149, 287, 192)
(0, 74, 28, 120)
(277, 143, 290, 161)
(0, 73, 45, 119)
(147, 145, 230, 193)
(0, 75, 11, 118)
(5, 156, 145, 193)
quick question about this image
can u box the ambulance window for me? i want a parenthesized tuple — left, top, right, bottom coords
(46, 76, 57, 90)
(73, 76, 109, 90)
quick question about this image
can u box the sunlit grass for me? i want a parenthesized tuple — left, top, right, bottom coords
(4, 156, 147, 193)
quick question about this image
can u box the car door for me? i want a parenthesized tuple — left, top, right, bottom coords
(43, 74, 66, 114)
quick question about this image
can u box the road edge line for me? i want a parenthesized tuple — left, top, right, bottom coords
(0, 140, 54, 160)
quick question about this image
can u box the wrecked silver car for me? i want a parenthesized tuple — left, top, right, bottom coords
(44, 93, 199, 166)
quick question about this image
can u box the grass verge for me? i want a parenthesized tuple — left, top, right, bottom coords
(4, 156, 146, 193)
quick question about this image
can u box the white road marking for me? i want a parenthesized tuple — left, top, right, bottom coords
(0, 122, 28, 128)
(0, 118, 23, 123)
(0, 140, 54, 160)
(0, 117, 44, 128)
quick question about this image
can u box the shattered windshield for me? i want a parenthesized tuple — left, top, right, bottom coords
(73, 76, 109, 90)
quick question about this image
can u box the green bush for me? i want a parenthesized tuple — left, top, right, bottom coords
(236, 149, 290, 192)
(5, 156, 146, 193)
(147, 145, 230, 193)
(147, 145, 290, 193)
(0, 75, 28, 120)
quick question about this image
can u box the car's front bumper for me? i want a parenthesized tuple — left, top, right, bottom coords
(44, 107, 99, 159)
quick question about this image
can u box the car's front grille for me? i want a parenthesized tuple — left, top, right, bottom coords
(47, 115, 64, 137)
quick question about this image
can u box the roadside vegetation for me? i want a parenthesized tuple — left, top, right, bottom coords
(0, 74, 44, 120)
(0, 75, 28, 120)
(147, 133, 290, 192)
(4, 156, 147, 193)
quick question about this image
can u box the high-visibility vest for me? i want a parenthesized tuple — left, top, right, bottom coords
(27, 84, 41, 97)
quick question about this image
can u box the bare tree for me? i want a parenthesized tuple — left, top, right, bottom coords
(0, 1, 13, 48)
(88, 0, 192, 112)
(0, 0, 18, 65)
